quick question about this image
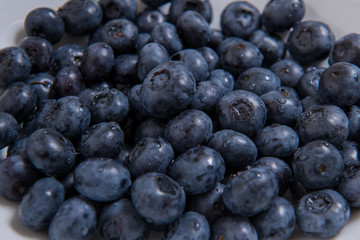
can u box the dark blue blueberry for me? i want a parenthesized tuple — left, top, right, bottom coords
(151, 22, 183, 56)
(98, 198, 149, 240)
(19, 36, 53, 73)
(55, 66, 85, 97)
(0, 112, 19, 150)
(115, 144, 132, 164)
(7, 136, 28, 158)
(0, 155, 40, 201)
(78, 122, 124, 159)
(293, 140, 344, 189)
(220, 1, 260, 39)
(80, 42, 115, 84)
(74, 157, 131, 202)
(287, 20, 335, 65)
(18, 177, 65, 230)
(0, 47, 31, 88)
(207, 69, 234, 94)
(261, 0, 305, 32)
(216, 90, 267, 137)
(85, 88, 129, 124)
(136, 9, 166, 33)
(48, 196, 97, 240)
(176, 10, 211, 49)
(208, 129, 257, 172)
(134, 118, 166, 143)
(24, 7, 64, 44)
(141, 0, 169, 8)
(222, 167, 278, 216)
(27, 73, 55, 100)
(235, 67, 281, 96)
(168, 0, 212, 24)
(319, 62, 360, 107)
(270, 59, 304, 87)
(51, 44, 84, 74)
(127, 137, 174, 177)
(296, 104, 349, 146)
(131, 172, 186, 226)
(338, 165, 360, 207)
(171, 49, 209, 82)
(111, 54, 139, 84)
(139, 61, 196, 119)
(211, 216, 258, 240)
(26, 128, 76, 176)
(252, 156, 293, 196)
(251, 196, 296, 240)
(162, 211, 210, 240)
(346, 105, 360, 142)
(198, 46, 219, 71)
(296, 66, 325, 98)
(190, 80, 224, 114)
(99, 0, 137, 22)
(261, 88, 302, 126)
(249, 29, 285, 65)
(207, 28, 224, 49)
(187, 183, 227, 224)
(42, 96, 91, 140)
(329, 33, 360, 67)
(137, 43, 170, 82)
(90, 18, 138, 55)
(301, 96, 324, 111)
(165, 109, 213, 153)
(280, 85, 301, 100)
(134, 32, 151, 52)
(169, 145, 225, 195)
(255, 123, 299, 158)
(57, 0, 103, 36)
(217, 37, 263, 77)
(0, 82, 37, 123)
(127, 84, 151, 121)
(339, 141, 360, 168)
(296, 189, 350, 238)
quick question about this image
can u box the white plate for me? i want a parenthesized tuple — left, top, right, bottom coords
(0, 0, 360, 239)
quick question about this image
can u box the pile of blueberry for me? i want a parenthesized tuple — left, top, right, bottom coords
(1, 0, 360, 239)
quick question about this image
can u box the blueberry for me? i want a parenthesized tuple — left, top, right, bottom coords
(165, 109, 213, 153)
(99, 0, 137, 22)
(78, 121, 124, 159)
(111, 54, 139, 84)
(98, 198, 149, 240)
(136, 9, 166, 33)
(26, 128, 76, 176)
(222, 167, 278, 217)
(57, 0, 103, 36)
(187, 183, 227, 224)
(208, 129, 257, 172)
(127, 84, 151, 121)
(270, 59, 304, 87)
(139, 61, 196, 119)
(18, 177, 65, 230)
(339, 141, 360, 168)
(0, 112, 20, 150)
(137, 43, 170, 82)
(176, 10, 211, 49)
(338, 165, 360, 207)
(130, 172, 186, 227)
(296, 66, 325, 98)
(151, 22, 183, 56)
(287, 20, 335, 64)
(115, 144, 132, 164)
(51, 44, 84, 74)
(293, 140, 344, 189)
(207, 69, 234, 94)
(0, 155, 41, 201)
(168, 0, 212, 24)
(171, 49, 209, 82)
(59, 171, 77, 199)
(48, 197, 97, 240)
(6, 136, 28, 158)
(207, 28, 224, 49)
(134, 118, 166, 143)
(162, 211, 210, 240)
(127, 137, 174, 177)
(329, 33, 360, 67)
(255, 123, 299, 158)
(23, 99, 56, 135)
(198, 46, 219, 71)
(211, 216, 258, 240)
(296, 104, 349, 146)
(319, 61, 360, 107)
(55, 66, 85, 97)
(249, 29, 286, 65)
(261, 0, 305, 32)
(27, 73, 56, 100)
(135, 32, 152, 52)
(235, 67, 281, 96)
(190, 80, 224, 114)
(346, 105, 360, 141)
(261, 88, 302, 126)
(296, 189, 350, 238)
(216, 90, 267, 137)
(301, 95, 324, 111)
(0, 47, 31, 88)
(74, 157, 131, 202)
(24, 7, 64, 44)
(0, 82, 37, 123)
